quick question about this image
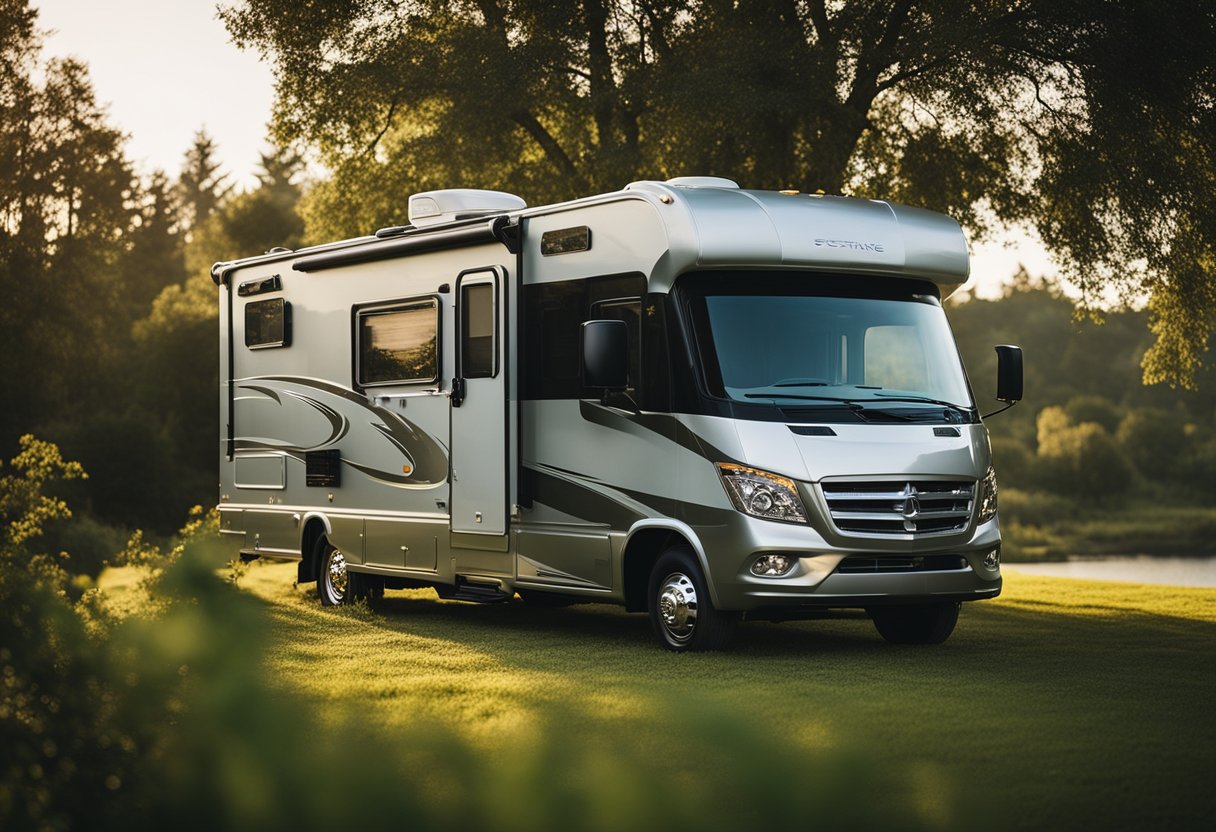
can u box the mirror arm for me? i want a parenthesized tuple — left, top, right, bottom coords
(981, 400, 1018, 419)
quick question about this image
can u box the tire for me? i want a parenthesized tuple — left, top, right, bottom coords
(868, 602, 960, 645)
(317, 538, 384, 607)
(647, 545, 737, 652)
(317, 539, 350, 607)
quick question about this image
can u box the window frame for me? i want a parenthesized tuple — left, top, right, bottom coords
(244, 297, 292, 350)
(458, 273, 499, 381)
(352, 295, 442, 389)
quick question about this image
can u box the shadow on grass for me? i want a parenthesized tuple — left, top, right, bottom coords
(245, 563, 1216, 831)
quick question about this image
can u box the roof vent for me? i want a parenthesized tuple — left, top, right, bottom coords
(664, 176, 739, 189)
(407, 189, 526, 227)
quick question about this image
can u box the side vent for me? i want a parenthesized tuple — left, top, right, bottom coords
(305, 450, 341, 487)
(789, 425, 837, 436)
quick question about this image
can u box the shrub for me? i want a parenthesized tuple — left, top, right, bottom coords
(1064, 395, 1122, 433)
(1115, 408, 1188, 481)
(1035, 408, 1134, 499)
(989, 436, 1035, 491)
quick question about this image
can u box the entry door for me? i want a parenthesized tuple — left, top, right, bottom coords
(450, 267, 509, 534)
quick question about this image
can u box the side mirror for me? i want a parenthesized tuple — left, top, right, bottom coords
(581, 319, 628, 390)
(995, 345, 1023, 403)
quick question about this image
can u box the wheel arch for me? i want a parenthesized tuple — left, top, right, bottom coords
(621, 520, 715, 611)
(298, 513, 332, 585)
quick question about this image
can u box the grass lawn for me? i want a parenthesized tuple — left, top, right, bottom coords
(101, 561, 1215, 830)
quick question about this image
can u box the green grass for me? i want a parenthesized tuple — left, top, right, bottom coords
(114, 561, 1207, 831)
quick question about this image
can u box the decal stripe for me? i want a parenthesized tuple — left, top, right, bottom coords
(577, 400, 740, 463)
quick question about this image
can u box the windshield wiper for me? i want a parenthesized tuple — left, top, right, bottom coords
(871, 394, 972, 410)
(743, 393, 856, 402)
(742, 393, 946, 423)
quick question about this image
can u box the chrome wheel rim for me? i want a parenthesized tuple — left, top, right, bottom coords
(324, 548, 348, 603)
(657, 571, 698, 643)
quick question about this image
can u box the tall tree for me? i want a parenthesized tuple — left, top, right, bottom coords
(222, 0, 1216, 387)
(0, 1, 138, 443)
(121, 169, 187, 315)
(176, 129, 233, 231)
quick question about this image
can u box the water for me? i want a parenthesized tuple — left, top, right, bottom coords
(1007, 555, 1216, 588)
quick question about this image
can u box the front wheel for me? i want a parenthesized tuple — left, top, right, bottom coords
(868, 602, 960, 645)
(647, 546, 737, 652)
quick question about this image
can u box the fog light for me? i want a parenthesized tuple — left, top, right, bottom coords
(983, 547, 1001, 569)
(751, 553, 796, 577)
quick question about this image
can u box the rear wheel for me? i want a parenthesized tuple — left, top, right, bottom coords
(317, 540, 349, 606)
(316, 538, 383, 606)
(647, 546, 737, 651)
(868, 602, 960, 645)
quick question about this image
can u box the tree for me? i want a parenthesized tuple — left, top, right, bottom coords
(222, 0, 1216, 386)
(121, 169, 187, 315)
(1035, 406, 1133, 499)
(0, 3, 138, 444)
(176, 129, 233, 231)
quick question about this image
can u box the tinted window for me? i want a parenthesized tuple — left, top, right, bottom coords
(245, 298, 290, 348)
(357, 299, 439, 385)
(461, 282, 495, 378)
(523, 273, 645, 399)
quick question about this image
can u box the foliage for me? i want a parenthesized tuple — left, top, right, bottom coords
(223, 0, 1216, 386)
(176, 130, 234, 231)
(0, 2, 311, 536)
(1115, 408, 1189, 482)
(0, 439, 934, 831)
(949, 282, 1216, 555)
(1034, 406, 1133, 499)
(0, 435, 86, 547)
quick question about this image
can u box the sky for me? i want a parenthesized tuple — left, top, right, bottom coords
(36, 0, 274, 189)
(34, 0, 1055, 297)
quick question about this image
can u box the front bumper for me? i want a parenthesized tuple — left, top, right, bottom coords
(690, 505, 1002, 611)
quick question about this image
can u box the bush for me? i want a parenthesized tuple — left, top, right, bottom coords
(1035, 407, 1134, 499)
(35, 512, 133, 578)
(3, 438, 931, 831)
(1064, 395, 1122, 433)
(989, 436, 1035, 491)
(1116, 408, 1188, 481)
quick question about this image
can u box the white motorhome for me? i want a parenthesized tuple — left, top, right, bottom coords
(214, 177, 1022, 651)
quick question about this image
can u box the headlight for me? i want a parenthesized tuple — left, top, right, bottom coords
(978, 465, 998, 523)
(717, 463, 808, 524)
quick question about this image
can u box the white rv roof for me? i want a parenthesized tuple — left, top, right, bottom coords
(213, 178, 970, 292)
(615, 180, 970, 291)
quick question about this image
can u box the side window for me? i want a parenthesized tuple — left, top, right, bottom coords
(590, 297, 641, 395)
(523, 273, 646, 399)
(356, 298, 439, 386)
(864, 325, 927, 391)
(460, 281, 496, 379)
(245, 298, 291, 349)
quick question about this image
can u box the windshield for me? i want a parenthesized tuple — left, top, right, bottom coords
(682, 273, 975, 420)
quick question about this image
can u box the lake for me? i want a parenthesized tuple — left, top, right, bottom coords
(1007, 555, 1216, 588)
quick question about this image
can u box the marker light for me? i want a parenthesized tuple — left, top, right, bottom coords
(717, 463, 808, 524)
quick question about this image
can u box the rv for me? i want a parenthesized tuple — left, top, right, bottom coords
(213, 177, 1022, 651)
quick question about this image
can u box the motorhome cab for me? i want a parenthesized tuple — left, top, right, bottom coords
(213, 177, 1022, 651)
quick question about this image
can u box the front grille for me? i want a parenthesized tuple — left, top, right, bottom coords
(836, 555, 969, 574)
(821, 479, 974, 537)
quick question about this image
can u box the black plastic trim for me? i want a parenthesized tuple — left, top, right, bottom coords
(294, 217, 509, 273)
